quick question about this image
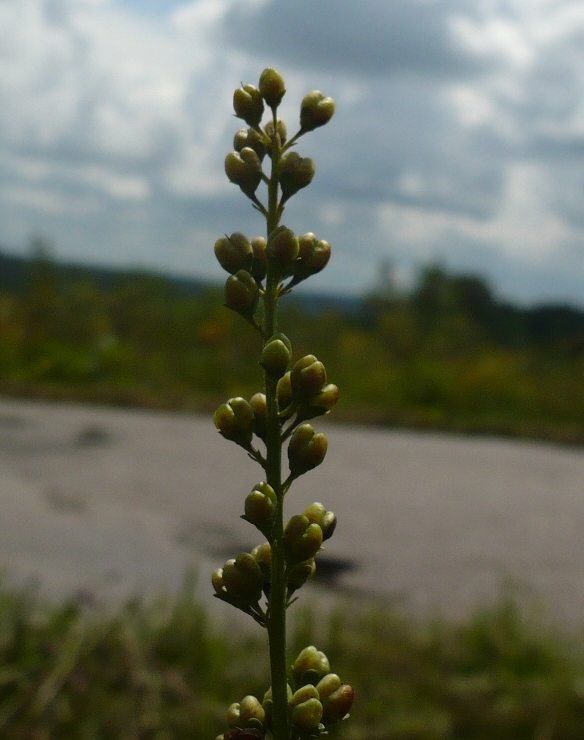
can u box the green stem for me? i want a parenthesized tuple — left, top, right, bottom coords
(264, 116, 290, 740)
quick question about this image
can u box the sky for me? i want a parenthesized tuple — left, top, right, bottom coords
(2, 0, 584, 306)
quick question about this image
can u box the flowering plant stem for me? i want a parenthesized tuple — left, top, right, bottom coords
(212, 68, 353, 740)
(264, 118, 289, 740)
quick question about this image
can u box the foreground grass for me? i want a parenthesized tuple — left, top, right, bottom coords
(1, 576, 584, 739)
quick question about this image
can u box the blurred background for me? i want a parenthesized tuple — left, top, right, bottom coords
(0, 0, 583, 442)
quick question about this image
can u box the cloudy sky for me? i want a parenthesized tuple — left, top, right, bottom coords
(2, 0, 584, 305)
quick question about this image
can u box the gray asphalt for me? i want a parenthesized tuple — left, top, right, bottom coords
(0, 398, 583, 624)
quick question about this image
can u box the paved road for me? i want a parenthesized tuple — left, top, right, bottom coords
(0, 398, 583, 624)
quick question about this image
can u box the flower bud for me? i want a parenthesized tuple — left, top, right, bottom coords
(304, 502, 337, 541)
(291, 698, 323, 733)
(300, 90, 336, 132)
(293, 646, 331, 687)
(279, 152, 315, 202)
(296, 382, 340, 423)
(265, 118, 288, 148)
(287, 558, 316, 593)
(212, 567, 225, 595)
(214, 232, 253, 274)
(289, 684, 320, 707)
(261, 336, 291, 378)
(316, 674, 354, 722)
(291, 355, 327, 401)
(224, 270, 259, 318)
(288, 423, 328, 475)
(309, 383, 339, 412)
(250, 236, 267, 282)
(233, 84, 264, 127)
(244, 482, 277, 533)
(259, 67, 286, 108)
(266, 226, 299, 271)
(238, 695, 266, 728)
(233, 127, 267, 160)
(214, 396, 254, 446)
(251, 541, 272, 583)
(222, 553, 263, 603)
(284, 514, 323, 562)
(225, 149, 262, 198)
(293, 232, 332, 283)
(227, 702, 241, 727)
(249, 392, 267, 440)
(277, 372, 293, 408)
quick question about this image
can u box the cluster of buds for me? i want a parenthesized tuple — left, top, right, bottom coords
(215, 646, 354, 740)
(212, 543, 272, 625)
(214, 358, 338, 474)
(214, 227, 332, 321)
(211, 67, 351, 740)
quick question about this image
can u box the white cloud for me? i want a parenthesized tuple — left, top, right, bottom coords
(0, 0, 583, 304)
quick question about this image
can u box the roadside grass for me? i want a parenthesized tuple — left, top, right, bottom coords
(0, 575, 583, 739)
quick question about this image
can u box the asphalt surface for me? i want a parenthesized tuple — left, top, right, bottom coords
(0, 398, 583, 624)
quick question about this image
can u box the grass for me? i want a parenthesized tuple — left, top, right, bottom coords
(0, 574, 583, 739)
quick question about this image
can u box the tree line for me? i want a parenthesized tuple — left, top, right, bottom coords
(0, 245, 583, 443)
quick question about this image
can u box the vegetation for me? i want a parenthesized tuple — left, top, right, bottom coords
(0, 577, 584, 739)
(0, 246, 583, 444)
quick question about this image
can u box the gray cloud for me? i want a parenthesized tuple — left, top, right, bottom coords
(222, 0, 487, 79)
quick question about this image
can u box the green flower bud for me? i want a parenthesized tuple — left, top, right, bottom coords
(266, 226, 299, 271)
(300, 90, 336, 132)
(222, 553, 263, 603)
(250, 236, 267, 283)
(225, 149, 262, 198)
(291, 355, 327, 401)
(227, 702, 241, 727)
(287, 558, 316, 593)
(224, 270, 259, 318)
(291, 698, 323, 732)
(214, 232, 253, 274)
(233, 84, 264, 127)
(309, 383, 339, 412)
(214, 396, 254, 446)
(292, 232, 332, 283)
(238, 695, 266, 728)
(316, 674, 354, 722)
(290, 684, 320, 707)
(233, 127, 267, 160)
(284, 514, 323, 562)
(304, 502, 337, 541)
(251, 541, 272, 582)
(244, 482, 277, 533)
(279, 152, 315, 202)
(296, 382, 340, 423)
(249, 392, 267, 440)
(259, 67, 286, 108)
(277, 372, 293, 408)
(212, 567, 225, 595)
(261, 337, 291, 378)
(288, 423, 328, 475)
(293, 646, 331, 687)
(265, 118, 288, 148)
